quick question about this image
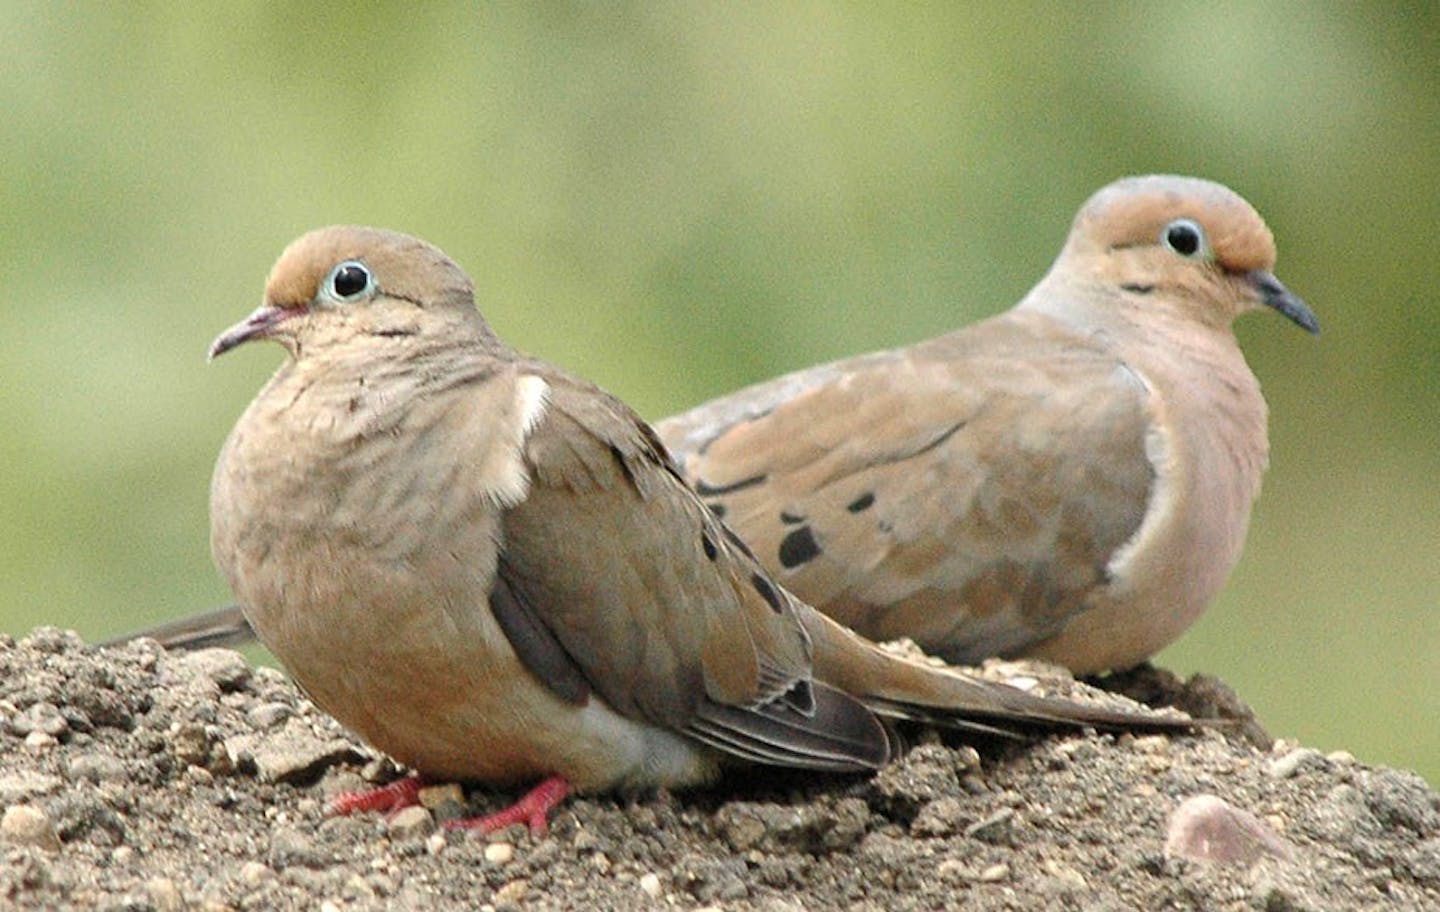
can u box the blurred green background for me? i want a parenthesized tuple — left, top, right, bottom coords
(1, 5, 1435, 785)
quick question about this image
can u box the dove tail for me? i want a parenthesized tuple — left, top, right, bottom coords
(801, 608, 1194, 738)
(100, 604, 256, 651)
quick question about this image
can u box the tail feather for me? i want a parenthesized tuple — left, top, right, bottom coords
(100, 604, 256, 651)
(803, 608, 1195, 736)
(686, 681, 894, 771)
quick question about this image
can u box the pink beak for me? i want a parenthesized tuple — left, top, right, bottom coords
(208, 304, 300, 360)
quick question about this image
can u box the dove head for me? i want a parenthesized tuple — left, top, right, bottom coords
(1030, 175, 1318, 336)
(209, 226, 492, 360)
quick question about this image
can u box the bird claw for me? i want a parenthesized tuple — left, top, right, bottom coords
(443, 776, 571, 837)
(328, 775, 426, 817)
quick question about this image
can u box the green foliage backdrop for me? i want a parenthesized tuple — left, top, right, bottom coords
(1, 4, 1435, 784)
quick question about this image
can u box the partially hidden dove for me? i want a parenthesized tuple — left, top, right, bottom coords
(659, 175, 1318, 673)
(115, 176, 1315, 677)
(203, 226, 1188, 833)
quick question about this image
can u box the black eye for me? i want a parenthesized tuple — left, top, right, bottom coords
(1161, 218, 1209, 259)
(328, 261, 373, 300)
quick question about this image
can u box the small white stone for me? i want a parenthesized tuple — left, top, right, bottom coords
(239, 861, 275, 886)
(639, 872, 663, 898)
(1131, 735, 1171, 755)
(24, 731, 57, 750)
(385, 805, 435, 839)
(1266, 747, 1324, 779)
(1, 804, 61, 852)
(978, 863, 1009, 882)
(484, 842, 514, 865)
(1043, 859, 1088, 890)
(494, 879, 528, 904)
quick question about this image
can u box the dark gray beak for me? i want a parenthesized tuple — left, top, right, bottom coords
(1249, 270, 1319, 335)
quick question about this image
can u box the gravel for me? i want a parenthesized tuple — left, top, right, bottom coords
(0, 627, 1435, 910)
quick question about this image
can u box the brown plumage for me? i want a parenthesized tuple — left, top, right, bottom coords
(204, 225, 1187, 830)
(117, 175, 1315, 677)
(660, 175, 1316, 672)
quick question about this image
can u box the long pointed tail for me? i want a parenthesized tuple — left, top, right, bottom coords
(100, 604, 257, 651)
(803, 609, 1195, 737)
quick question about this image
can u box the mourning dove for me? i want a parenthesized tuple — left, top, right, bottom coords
(112, 175, 1315, 676)
(660, 175, 1316, 673)
(203, 226, 1187, 833)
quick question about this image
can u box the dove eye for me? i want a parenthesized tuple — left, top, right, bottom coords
(1161, 219, 1210, 260)
(325, 261, 374, 302)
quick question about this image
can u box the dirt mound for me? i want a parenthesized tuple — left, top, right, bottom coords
(1, 629, 1435, 910)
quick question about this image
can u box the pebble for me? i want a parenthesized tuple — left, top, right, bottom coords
(639, 871, 663, 898)
(387, 805, 435, 840)
(234, 726, 363, 784)
(1164, 794, 1293, 864)
(494, 878, 528, 905)
(25, 731, 58, 750)
(964, 808, 1015, 843)
(178, 648, 253, 692)
(1130, 735, 1171, 755)
(484, 841, 515, 865)
(246, 702, 292, 730)
(978, 863, 1010, 882)
(1267, 747, 1325, 779)
(10, 701, 68, 737)
(1, 804, 62, 852)
(935, 858, 973, 883)
(418, 782, 465, 809)
(911, 796, 967, 836)
(67, 752, 128, 784)
(240, 860, 276, 886)
(1042, 859, 1089, 890)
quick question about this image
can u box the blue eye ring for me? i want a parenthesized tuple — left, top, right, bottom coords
(325, 260, 374, 302)
(1161, 218, 1210, 260)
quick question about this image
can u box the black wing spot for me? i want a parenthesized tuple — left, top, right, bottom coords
(779, 511, 805, 525)
(701, 530, 718, 561)
(1120, 283, 1155, 295)
(695, 474, 766, 496)
(707, 502, 728, 520)
(847, 492, 875, 513)
(778, 526, 821, 569)
(751, 573, 784, 614)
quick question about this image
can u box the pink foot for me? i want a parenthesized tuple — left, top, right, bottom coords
(445, 776, 571, 838)
(329, 775, 426, 817)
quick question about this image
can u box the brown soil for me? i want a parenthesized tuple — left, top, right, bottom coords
(1, 628, 1436, 910)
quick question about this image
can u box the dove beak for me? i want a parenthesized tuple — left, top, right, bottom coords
(208, 304, 301, 360)
(1249, 270, 1319, 335)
